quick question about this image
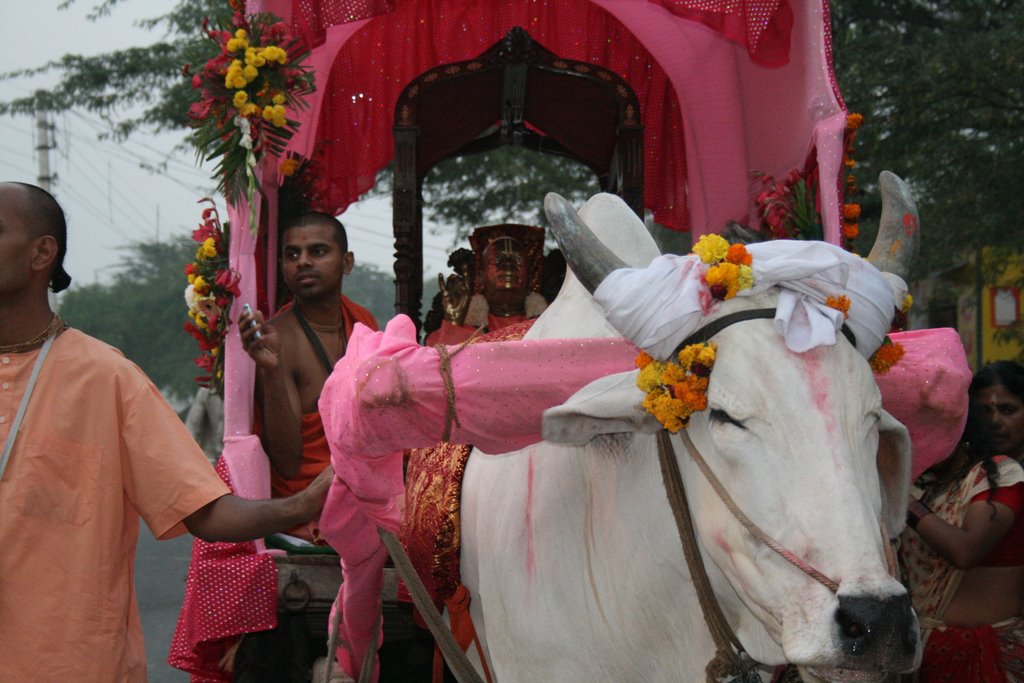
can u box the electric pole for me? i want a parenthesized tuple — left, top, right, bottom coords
(36, 109, 59, 304)
(35, 110, 56, 192)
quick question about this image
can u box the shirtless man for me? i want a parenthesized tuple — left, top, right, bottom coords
(239, 212, 378, 506)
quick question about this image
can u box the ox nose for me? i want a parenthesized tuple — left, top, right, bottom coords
(835, 594, 918, 662)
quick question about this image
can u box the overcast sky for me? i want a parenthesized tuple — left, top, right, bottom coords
(0, 1, 453, 300)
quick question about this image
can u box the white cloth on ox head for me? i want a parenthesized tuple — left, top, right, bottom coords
(593, 240, 907, 361)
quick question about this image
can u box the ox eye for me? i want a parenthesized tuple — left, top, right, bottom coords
(709, 408, 746, 429)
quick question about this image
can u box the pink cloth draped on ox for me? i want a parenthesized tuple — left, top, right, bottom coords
(316, 315, 966, 678)
(316, 315, 638, 678)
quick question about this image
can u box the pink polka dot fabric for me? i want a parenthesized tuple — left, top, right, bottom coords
(168, 459, 278, 681)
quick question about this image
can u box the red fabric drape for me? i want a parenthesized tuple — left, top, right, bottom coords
(292, 0, 394, 47)
(292, 0, 792, 64)
(304, 1, 690, 230)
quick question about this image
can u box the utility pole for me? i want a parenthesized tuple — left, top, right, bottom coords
(35, 110, 56, 192)
(36, 109, 59, 305)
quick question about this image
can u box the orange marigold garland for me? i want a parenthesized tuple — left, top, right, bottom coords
(869, 336, 905, 374)
(692, 234, 754, 301)
(636, 343, 717, 432)
(841, 113, 864, 248)
(826, 295, 851, 319)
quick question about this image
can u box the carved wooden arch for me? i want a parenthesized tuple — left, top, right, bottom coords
(392, 26, 644, 329)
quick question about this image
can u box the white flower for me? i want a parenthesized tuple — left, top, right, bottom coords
(234, 115, 253, 150)
(185, 284, 199, 311)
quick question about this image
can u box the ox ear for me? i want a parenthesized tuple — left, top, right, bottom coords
(877, 409, 913, 537)
(542, 371, 661, 444)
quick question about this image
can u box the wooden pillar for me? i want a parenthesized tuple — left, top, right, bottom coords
(393, 125, 423, 329)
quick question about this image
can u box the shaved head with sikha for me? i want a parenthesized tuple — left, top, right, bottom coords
(0, 182, 73, 347)
(0, 182, 72, 296)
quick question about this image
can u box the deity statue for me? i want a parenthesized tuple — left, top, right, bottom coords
(425, 224, 548, 345)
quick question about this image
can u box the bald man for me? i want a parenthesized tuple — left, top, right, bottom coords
(0, 182, 331, 680)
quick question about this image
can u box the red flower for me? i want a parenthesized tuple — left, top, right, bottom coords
(215, 268, 241, 296)
(690, 363, 711, 378)
(188, 99, 214, 122)
(183, 321, 207, 343)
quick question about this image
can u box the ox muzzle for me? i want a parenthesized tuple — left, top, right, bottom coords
(833, 592, 918, 670)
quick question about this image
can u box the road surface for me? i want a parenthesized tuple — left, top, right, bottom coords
(136, 528, 191, 682)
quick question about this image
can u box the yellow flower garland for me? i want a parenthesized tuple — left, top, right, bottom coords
(692, 234, 754, 301)
(635, 343, 717, 432)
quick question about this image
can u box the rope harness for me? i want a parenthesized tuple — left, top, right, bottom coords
(657, 309, 898, 682)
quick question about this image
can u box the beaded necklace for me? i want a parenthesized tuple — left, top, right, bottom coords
(0, 314, 66, 355)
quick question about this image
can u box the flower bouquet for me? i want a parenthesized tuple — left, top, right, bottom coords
(184, 199, 241, 393)
(753, 167, 823, 242)
(753, 112, 865, 250)
(186, 1, 315, 229)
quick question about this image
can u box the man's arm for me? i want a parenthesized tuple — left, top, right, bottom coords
(239, 307, 305, 479)
(184, 465, 333, 542)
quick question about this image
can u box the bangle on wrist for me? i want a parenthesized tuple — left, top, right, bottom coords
(907, 499, 933, 529)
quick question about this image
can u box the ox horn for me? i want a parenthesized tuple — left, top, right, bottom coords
(866, 171, 920, 281)
(544, 192, 628, 293)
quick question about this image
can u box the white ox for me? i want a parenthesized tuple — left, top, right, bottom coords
(457, 177, 921, 682)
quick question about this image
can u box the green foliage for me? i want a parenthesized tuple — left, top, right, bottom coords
(0, 0, 221, 140)
(57, 241, 401, 401)
(831, 0, 1024, 278)
(59, 238, 200, 401)
(344, 263, 395, 326)
(421, 146, 600, 242)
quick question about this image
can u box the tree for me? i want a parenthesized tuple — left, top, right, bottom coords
(59, 239, 200, 401)
(344, 263, 395, 325)
(830, 0, 1024, 278)
(1, 0, 217, 140)
(831, 0, 1023, 354)
(59, 235, 396, 400)
(419, 147, 599, 241)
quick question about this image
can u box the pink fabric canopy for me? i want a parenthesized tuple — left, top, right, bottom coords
(225, 0, 848, 494)
(253, 0, 845, 238)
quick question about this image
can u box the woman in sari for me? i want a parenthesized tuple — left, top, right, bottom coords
(972, 360, 1024, 464)
(901, 399, 1024, 681)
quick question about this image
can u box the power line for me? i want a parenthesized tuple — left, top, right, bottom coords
(343, 219, 451, 256)
(0, 141, 35, 161)
(64, 144, 161, 231)
(62, 129, 211, 193)
(68, 111, 209, 178)
(0, 158, 36, 177)
(56, 183, 136, 243)
(59, 119, 210, 186)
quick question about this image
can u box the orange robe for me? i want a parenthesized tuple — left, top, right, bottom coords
(266, 295, 378, 499)
(1, 330, 229, 680)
